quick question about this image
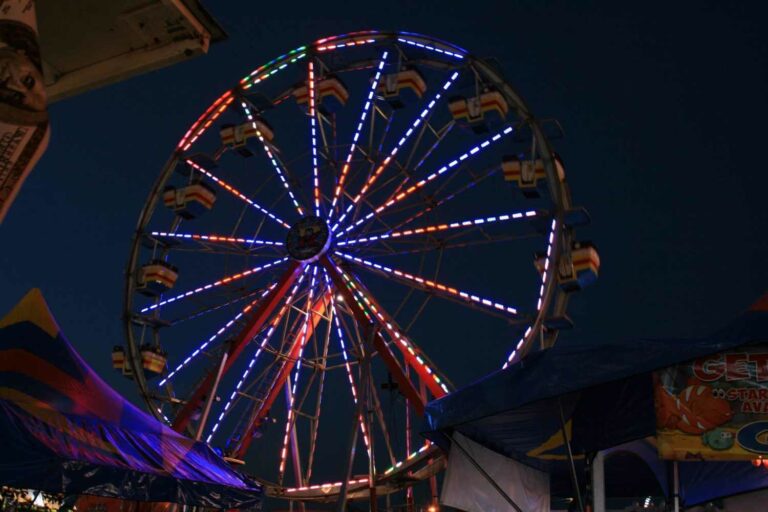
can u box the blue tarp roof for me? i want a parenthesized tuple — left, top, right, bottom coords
(0, 289, 262, 508)
(422, 294, 768, 505)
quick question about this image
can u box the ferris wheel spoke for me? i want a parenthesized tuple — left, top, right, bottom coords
(364, 117, 455, 216)
(384, 165, 502, 236)
(234, 278, 331, 460)
(241, 100, 306, 217)
(324, 270, 372, 453)
(167, 288, 266, 326)
(329, 50, 389, 221)
(186, 158, 291, 229)
(157, 283, 277, 387)
(337, 210, 540, 248)
(307, 60, 322, 217)
(335, 266, 450, 397)
(206, 268, 310, 442)
(149, 231, 284, 251)
(279, 266, 322, 480)
(339, 125, 516, 238)
(299, 287, 336, 482)
(332, 71, 460, 232)
(139, 257, 288, 314)
(355, 231, 543, 260)
(334, 251, 520, 320)
(322, 257, 428, 416)
(394, 120, 456, 198)
(171, 261, 305, 434)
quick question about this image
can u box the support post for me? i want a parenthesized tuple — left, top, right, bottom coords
(558, 398, 584, 512)
(195, 351, 228, 440)
(591, 451, 605, 512)
(672, 460, 680, 512)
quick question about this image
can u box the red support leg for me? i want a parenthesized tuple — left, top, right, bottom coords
(234, 291, 330, 458)
(347, 272, 448, 399)
(172, 261, 304, 433)
(320, 256, 426, 416)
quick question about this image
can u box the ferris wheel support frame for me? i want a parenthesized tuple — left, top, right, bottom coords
(172, 261, 304, 433)
(121, 30, 593, 502)
(321, 256, 427, 413)
(234, 290, 331, 458)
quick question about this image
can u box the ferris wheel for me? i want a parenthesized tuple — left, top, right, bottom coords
(121, 31, 598, 504)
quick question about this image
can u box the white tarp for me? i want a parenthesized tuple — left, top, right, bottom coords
(686, 487, 768, 511)
(441, 432, 550, 512)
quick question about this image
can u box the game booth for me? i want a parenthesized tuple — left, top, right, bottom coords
(424, 293, 768, 511)
(0, 289, 262, 511)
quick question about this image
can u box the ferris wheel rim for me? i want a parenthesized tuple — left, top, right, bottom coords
(122, 29, 576, 500)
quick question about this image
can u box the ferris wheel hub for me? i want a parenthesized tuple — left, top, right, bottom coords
(285, 215, 332, 262)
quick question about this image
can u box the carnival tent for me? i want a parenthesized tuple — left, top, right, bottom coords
(423, 293, 768, 507)
(0, 289, 262, 508)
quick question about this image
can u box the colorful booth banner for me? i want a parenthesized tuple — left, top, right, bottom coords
(655, 345, 768, 460)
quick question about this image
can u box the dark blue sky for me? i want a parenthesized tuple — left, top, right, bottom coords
(1, 0, 767, 404)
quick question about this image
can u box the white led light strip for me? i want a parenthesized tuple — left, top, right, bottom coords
(140, 257, 287, 313)
(241, 101, 305, 216)
(329, 51, 389, 220)
(335, 251, 518, 316)
(340, 126, 515, 237)
(336, 210, 538, 246)
(157, 283, 277, 386)
(186, 159, 290, 228)
(332, 71, 460, 232)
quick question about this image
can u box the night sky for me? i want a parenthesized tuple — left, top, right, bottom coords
(1, 0, 767, 469)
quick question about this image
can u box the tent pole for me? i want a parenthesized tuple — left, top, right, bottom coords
(673, 460, 680, 512)
(451, 435, 524, 512)
(591, 451, 605, 512)
(558, 398, 584, 512)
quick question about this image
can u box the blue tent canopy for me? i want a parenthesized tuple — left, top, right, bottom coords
(0, 289, 262, 508)
(423, 295, 768, 505)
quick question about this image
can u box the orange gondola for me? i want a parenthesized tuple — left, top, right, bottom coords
(220, 118, 274, 157)
(293, 75, 349, 112)
(503, 154, 566, 198)
(111, 345, 125, 371)
(162, 181, 216, 219)
(140, 344, 167, 376)
(136, 259, 178, 297)
(377, 68, 427, 108)
(449, 89, 508, 132)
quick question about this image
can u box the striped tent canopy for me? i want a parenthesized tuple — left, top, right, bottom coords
(0, 289, 261, 508)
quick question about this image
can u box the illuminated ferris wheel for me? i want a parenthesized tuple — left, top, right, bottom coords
(121, 30, 598, 504)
